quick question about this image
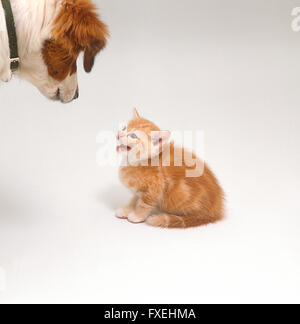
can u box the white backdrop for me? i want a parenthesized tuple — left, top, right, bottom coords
(0, 0, 299, 303)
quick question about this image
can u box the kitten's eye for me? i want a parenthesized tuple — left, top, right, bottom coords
(130, 133, 138, 139)
(122, 126, 127, 132)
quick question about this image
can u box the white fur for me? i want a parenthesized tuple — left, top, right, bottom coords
(115, 208, 129, 219)
(127, 212, 145, 224)
(0, 0, 78, 102)
(164, 214, 169, 227)
(0, 3, 10, 82)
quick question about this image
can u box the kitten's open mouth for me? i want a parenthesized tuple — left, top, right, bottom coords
(117, 144, 132, 152)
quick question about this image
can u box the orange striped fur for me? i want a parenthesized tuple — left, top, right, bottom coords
(116, 110, 225, 229)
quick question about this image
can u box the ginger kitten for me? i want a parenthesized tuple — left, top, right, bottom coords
(116, 109, 224, 228)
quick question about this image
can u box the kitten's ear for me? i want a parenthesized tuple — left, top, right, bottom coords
(133, 108, 141, 119)
(151, 131, 171, 146)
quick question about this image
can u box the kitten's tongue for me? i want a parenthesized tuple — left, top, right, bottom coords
(117, 145, 131, 152)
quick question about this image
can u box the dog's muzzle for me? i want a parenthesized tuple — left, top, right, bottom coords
(52, 87, 79, 103)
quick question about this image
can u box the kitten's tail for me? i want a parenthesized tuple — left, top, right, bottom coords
(146, 213, 221, 229)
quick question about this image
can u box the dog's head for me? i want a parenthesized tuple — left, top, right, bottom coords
(19, 0, 109, 103)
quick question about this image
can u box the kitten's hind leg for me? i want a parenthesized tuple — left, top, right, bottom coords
(116, 196, 138, 219)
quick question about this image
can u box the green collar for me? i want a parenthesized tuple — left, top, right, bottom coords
(1, 0, 19, 71)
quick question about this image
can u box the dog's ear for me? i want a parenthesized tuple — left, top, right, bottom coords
(74, 9, 109, 73)
(52, 0, 109, 73)
(83, 37, 107, 73)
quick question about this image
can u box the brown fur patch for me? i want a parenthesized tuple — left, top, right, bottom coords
(42, 0, 109, 81)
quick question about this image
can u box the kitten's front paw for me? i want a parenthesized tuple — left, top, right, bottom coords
(128, 212, 146, 224)
(116, 208, 131, 219)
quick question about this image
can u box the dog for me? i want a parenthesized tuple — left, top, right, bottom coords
(0, 0, 109, 103)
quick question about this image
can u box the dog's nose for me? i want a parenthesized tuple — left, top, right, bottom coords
(73, 88, 79, 100)
(55, 88, 60, 101)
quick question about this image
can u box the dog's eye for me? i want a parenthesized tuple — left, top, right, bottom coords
(130, 133, 138, 139)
